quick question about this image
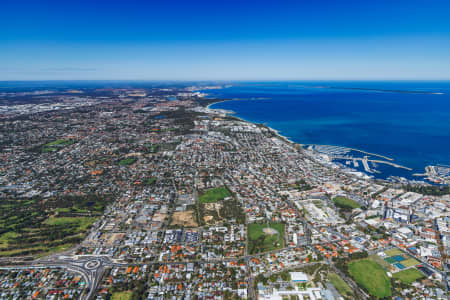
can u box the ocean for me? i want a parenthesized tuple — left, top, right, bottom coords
(207, 81, 450, 181)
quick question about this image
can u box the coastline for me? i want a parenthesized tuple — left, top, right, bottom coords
(207, 100, 377, 182)
(208, 98, 297, 144)
(206, 100, 229, 109)
(206, 97, 441, 184)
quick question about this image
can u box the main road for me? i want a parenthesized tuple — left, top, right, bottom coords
(0, 255, 127, 300)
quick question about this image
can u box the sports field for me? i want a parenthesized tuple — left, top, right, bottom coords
(393, 268, 424, 284)
(198, 186, 231, 203)
(332, 196, 361, 209)
(385, 255, 405, 264)
(112, 291, 132, 300)
(248, 223, 284, 254)
(402, 258, 420, 267)
(348, 259, 392, 298)
(384, 248, 403, 256)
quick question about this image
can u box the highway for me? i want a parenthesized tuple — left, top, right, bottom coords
(0, 255, 126, 300)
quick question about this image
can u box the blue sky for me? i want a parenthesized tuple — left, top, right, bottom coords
(2, 0, 450, 80)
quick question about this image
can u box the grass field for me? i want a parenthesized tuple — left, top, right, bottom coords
(393, 268, 424, 284)
(34, 243, 73, 258)
(42, 147, 58, 152)
(0, 194, 110, 257)
(0, 215, 94, 257)
(198, 186, 231, 203)
(0, 232, 19, 248)
(44, 217, 96, 231)
(55, 207, 72, 213)
(332, 197, 361, 209)
(119, 157, 137, 166)
(41, 139, 75, 152)
(146, 177, 157, 185)
(248, 223, 284, 254)
(328, 273, 353, 297)
(45, 139, 73, 146)
(348, 259, 392, 298)
(0, 246, 49, 257)
(112, 291, 133, 300)
(312, 200, 323, 208)
(384, 248, 403, 256)
(401, 258, 420, 267)
(0, 243, 73, 257)
(368, 254, 390, 269)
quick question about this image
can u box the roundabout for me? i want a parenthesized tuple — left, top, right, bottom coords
(84, 259, 101, 270)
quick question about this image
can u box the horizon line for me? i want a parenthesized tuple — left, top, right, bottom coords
(1, 79, 450, 82)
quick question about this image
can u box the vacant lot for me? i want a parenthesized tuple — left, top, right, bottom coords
(202, 202, 222, 224)
(328, 273, 353, 297)
(196, 196, 245, 226)
(348, 259, 392, 298)
(170, 211, 198, 227)
(333, 197, 361, 209)
(152, 213, 167, 223)
(198, 186, 231, 203)
(393, 268, 424, 284)
(248, 223, 284, 254)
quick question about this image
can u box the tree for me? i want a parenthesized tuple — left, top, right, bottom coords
(280, 270, 291, 281)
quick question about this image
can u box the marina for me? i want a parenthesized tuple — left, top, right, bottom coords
(307, 145, 412, 175)
(308, 144, 394, 161)
(414, 165, 450, 184)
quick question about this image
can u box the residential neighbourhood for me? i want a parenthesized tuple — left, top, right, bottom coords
(0, 86, 448, 299)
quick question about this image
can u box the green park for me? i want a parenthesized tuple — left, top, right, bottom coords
(348, 259, 392, 298)
(198, 186, 232, 203)
(248, 222, 284, 254)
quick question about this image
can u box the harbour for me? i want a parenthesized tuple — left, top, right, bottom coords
(208, 81, 450, 182)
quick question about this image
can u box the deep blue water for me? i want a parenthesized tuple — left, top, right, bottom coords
(207, 81, 450, 181)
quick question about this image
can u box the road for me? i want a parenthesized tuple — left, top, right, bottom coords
(3, 187, 445, 300)
(0, 255, 126, 300)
